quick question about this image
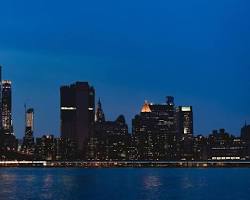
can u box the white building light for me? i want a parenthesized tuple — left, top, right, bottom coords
(61, 107, 76, 110)
(181, 107, 191, 112)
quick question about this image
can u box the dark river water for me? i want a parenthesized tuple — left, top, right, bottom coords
(0, 168, 249, 200)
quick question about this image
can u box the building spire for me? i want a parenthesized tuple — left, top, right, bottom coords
(167, 96, 174, 106)
(141, 100, 152, 113)
(95, 98, 105, 123)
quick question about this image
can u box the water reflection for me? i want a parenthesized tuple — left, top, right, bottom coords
(43, 174, 53, 188)
(62, 175, 75, 188)
(25, 175, 35, 184)
(0, 173, 17, 182)
(39, 174, 54, 199)
(181, 176, 194, 189)
(180, 174, 208, 190)
(0, 172, 18, 200)
(0, 169, 249, 200)
(143, 175, 162, 190)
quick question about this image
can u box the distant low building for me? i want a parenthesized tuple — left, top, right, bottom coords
(0, 133, 18, 160)
(35, 135, 77, 161)
(193, 135, 208, 161)
(241, 123, 250, 159)
(207, 129, 246, 161)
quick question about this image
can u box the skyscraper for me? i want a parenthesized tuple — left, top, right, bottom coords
(132, 97, 179, 160)
(176, 106, 194, 160)
(60, 82, 95, 153)
(2, 80, 13, 135)
(22, 107, 35, 154)
(177, 106, 193, 139)
(0, 69, 17, 154)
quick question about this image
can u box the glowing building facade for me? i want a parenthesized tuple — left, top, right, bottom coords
(22, 108, 35, 154)
(177, 106, 193, 139)
(0, 68, 17, 156)
(2, 80, 13, 135)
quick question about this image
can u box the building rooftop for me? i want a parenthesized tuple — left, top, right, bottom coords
(141, 101, 152, 113)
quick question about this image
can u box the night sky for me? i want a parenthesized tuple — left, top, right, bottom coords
(0, 0, 249, 138)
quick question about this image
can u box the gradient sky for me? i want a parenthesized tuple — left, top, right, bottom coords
(0, 0, 250, 138)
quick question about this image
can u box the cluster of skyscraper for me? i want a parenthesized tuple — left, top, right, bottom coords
(59, 82, 250, 161)
(85, 96, 194, 161)
(1, 76, 250, 161)
(0, 67, 36, 159)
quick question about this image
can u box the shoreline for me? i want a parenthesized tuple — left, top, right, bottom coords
(1, 161, 250, 168)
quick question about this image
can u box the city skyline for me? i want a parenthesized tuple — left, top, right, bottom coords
(0, 65, 249, 138)
(1, 78, 249, 162)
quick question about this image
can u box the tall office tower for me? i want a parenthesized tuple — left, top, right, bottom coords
(132, 96, 178, 161)
(176, 106, 194, 160)
(60, 82, 95, 153)
(0, 72, 17, 153)
(177, 106, 193, 139)
(22, 108, 35, 154)
(95, 98, 105, 123)
(2, 80, 13, 135)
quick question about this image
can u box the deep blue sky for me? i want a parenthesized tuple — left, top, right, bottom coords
(0, 0, 249, 138)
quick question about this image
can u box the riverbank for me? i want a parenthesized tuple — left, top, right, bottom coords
(1, 161, 250, 168)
